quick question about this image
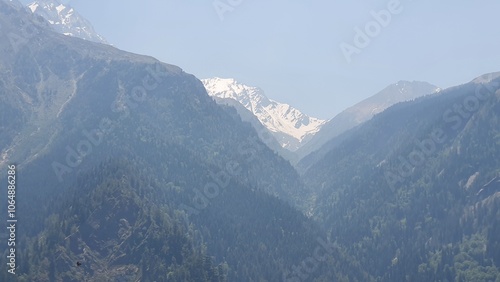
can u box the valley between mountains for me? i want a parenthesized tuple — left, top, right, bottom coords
(0, 1, 499, 281)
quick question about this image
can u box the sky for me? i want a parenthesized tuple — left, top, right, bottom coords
(34, 0, 500, 119)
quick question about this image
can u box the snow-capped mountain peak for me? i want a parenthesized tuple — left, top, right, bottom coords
(26, 0, 107, 44)
(202, 77, 326, 151)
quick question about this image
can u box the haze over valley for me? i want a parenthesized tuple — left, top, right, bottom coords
(1, 1, 499, 281)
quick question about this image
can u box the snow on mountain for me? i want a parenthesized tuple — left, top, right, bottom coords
(26, 0, 107, 44)
(202, 77, 326, 151)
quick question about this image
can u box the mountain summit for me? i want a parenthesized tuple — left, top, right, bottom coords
(0, 2, 369, 280)
(26, 0, 107, 44)
(296, 80, 440, 161)
(202, 77, 326, 151)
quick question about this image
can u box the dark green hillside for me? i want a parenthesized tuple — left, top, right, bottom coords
(4, 159, 226, 282)
(0, 1, 365, 280)
(302, 76, 500, 281)
(0, 0, 305, 233)
(3, 0, 500, 280)
(2, 151, 371, 281)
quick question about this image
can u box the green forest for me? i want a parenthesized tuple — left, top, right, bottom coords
(0, 0, 499, 281)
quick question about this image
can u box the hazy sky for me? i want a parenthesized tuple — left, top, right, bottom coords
(39, 0, 500, 119)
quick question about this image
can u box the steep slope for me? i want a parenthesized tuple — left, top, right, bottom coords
(302, 73, 500, 280)
(0, 1, 367, 280)
(12, 160, 227, 281)
(296, 81, 440, 161)
(26, 0, 107, 44)
(212, 97, 298, 162)
(202, 77, 326, 152)
(0, 0, 303, 204)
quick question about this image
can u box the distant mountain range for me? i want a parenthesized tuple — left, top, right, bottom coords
(26, 0, 107, 44)
(2, 0, 500, 280)
(19, 1, 442, 163)
(301, 72, 500, 280)
(0, 1, 367, 280)
(203, 78, 441, 165)
(296, 81, 440, 161)
(202, 77, 326, 152)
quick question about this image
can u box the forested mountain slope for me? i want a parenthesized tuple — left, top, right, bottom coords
(302, 74, 500, 281)
(0, 1, 366, 280)
(296, 81, 439, 162)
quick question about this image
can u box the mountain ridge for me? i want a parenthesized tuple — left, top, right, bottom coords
(26, 0, 107, 44)
(296, 80, 440, 161)
(202, 77, 326, 152)
(0, 3, 368, 280)
(301, 73, 500, 280)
